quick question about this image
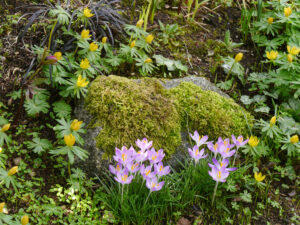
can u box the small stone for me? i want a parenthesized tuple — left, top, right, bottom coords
(13, 157, 22, 165)
(177, 217, 191, 225)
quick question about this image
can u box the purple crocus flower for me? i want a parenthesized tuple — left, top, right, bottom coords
(208, 166, 229, 183)
(114, 169, 134, 184)
(109, 163, 123, 175)
(136, 138, 153, 152)
(135, 149, 148, 163)
(231, 135, 248, 148)
(208, 158, 237, 172)
(218, 143, 236, 158)
(188, 145, 208, 162)
(154, 162, 170, 177)
(113, 146, 134, 165)
(207, 141, 220, 156)
(146, 177, 165, 191)
(126, 161, 140, 173)
(190, 131, 208, 147)
(148, 148, 165, 164)
(140, 164, 156, 179)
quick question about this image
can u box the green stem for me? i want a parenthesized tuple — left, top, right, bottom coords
(48, 20, 58, 51)
(121, 184, 124, 203)
(68, 161, 71, 177)
(225, 62, 236, 81)
(211, 181, 219, 206)
(144, 190, 151, 205)
(232, 147, 239, 166)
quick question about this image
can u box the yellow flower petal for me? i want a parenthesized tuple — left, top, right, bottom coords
(234, 53, 243, 62)
(83, 7, 94, 18)
(8, 166, 18, 176)
(136, 19, 144, 28)
(81, 29, 91, 39)
(80, 58, 90, 69)
(248, 136, 259, 147)
(71, 119, 83, 131)
(89, 42, 98, 52)
(64, 134, 76, 147)
(290, 135, 299, 144)
(21, 215, 29, 225)
(1, 123, 10, 132)
(0, 202, 5, 213)
(53, 52, 62, 61)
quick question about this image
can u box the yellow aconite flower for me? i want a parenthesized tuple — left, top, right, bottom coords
(136, 19, 144, 28)
(144, 58, 152, 63)
(81, 29, 91, 39)
(254, 172, 266, 182)
(102, 37, 107, 44)
(1, 123, 10, 132)
(64, 134, 76, 147)
(290, 135, 299, 144)
(270, 116, 276, 126)
(0, 202, 5, 213)
(145, 34, 154, 44)
(8, 166, 18, 176)
(287, 54, 293, 63)
(76, 75, 89, 88)
(267, 17, 273, 24)
(266, 51, 278, 60)
(80, 58, 90, 69)
(0, 147, 2, 153)
(89, 42, 98, 51)
(71, 119, 83, 131)
(83, 7, 94, 18)
(234, 53, 243, 62)
(287, 46, 300, 56)
(284, 7, 292, 17)
(21, 215, 29, 225)
(248, 136, 259, 147)
(130, 40, 136, 48)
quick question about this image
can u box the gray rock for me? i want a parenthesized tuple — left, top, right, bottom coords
(74, 76, 229, 176)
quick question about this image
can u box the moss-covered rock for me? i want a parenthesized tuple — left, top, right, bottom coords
(85, 75, 182, 157)
(168, 82, 251, 139)
(85, 75, 252, 158)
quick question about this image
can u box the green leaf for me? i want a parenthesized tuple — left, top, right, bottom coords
(27, 137, 52, 154)
(53, 101, 72, 119)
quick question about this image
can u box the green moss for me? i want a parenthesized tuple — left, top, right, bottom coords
(168, 82, 252, 139)
(85, 75, 181, 157)
(85, 76, 252, 157)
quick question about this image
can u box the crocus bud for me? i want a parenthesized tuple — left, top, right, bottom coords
(130, 40, 136, 48)
(8, 166, 18, 176)
(44, 55, 58, 65)
(0, 202, 5, 213)
(102, 37, 107, 44)
(71, 119, 83, 131)
(234, 53, 243, 62)
(290, 135, 299, 144)
(136, 19, 143, 28)
(284, 7, 292, 17)
(21, 215, 29, 225)
(267, 17, 273, 24)
(64, 134, 76, 147)
(145, 34, 154, 44)
(270, 116, 276, 126)
(1, 123, 10, 132)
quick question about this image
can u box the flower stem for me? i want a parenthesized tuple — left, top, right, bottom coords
(211, 181, 219, 206)
(144, 190, 151, 205)
(232, 147, 239, 166)
(48, 20, 58, 51)
(121, 184, 124, 203)
(68, 161, 71, 177)
(225, 62, 236, 81)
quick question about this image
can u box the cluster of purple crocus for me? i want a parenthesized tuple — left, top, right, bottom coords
(109, 138, 170, 192)
(188, 131, 248, 204)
